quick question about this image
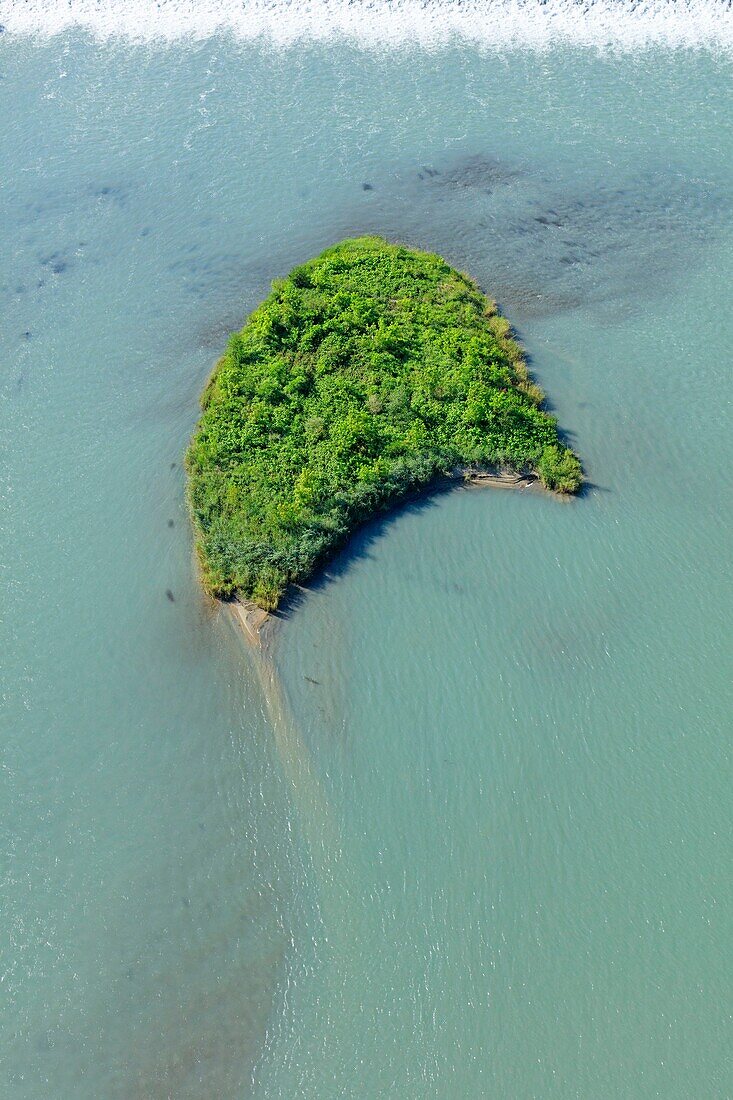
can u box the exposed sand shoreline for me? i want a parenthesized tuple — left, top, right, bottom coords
(227, 467, 541, 646)
(229, 597, 272, 649)
(461, 468, 539, 490)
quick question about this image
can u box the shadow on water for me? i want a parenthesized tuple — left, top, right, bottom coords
(578, 479, 612, 498)
(273, 487, 452, 620)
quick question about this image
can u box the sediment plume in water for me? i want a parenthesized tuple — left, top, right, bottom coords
(227, 608, 340, 878)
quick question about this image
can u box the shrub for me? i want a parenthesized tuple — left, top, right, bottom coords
(537, 444, 583, 493)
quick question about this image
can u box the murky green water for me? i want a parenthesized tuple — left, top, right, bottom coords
(2, 18, 732, 1098)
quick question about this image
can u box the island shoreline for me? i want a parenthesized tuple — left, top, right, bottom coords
(187, 238, 582, 615)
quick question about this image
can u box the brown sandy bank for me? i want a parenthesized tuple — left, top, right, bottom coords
(229, 599, 271, 649)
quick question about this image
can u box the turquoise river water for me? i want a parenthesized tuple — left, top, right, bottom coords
(1, 5, 732, 1097)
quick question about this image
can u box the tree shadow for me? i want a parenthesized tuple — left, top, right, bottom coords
(271, 480, 457, 621)
(578, 479, 612, 498)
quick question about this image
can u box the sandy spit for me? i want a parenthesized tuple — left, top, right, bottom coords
(229, 598, 271, 649)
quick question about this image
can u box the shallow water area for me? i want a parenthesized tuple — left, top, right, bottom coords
(1, 8, 732, 1098)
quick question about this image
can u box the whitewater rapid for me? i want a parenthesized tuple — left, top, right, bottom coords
(1, 0, 731, 51)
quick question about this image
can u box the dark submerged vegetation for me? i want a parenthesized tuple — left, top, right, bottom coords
(186, 237, 581, 609)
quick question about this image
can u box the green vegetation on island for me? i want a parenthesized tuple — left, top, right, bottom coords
(186, 237, 582, 610)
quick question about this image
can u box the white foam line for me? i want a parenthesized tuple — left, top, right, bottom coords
(0, 0, 731, 50)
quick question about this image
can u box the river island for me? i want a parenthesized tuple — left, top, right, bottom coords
(186, 237, 581, 624)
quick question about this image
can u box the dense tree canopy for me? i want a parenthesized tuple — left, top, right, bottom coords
(186, 237, 581, 609)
